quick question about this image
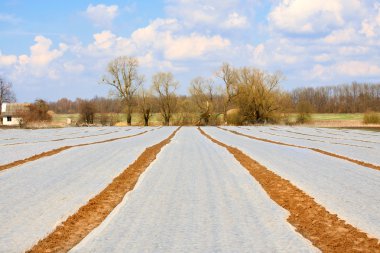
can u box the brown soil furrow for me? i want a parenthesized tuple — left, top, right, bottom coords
(2, 129, 124, 146)
(220, 127, 380, 172)
(199, 127, 380, 253)
(26, 127, 180, 253)
(0, 130, 151, 172)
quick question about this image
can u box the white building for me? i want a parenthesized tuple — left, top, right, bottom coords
(1, 103, 30, 126)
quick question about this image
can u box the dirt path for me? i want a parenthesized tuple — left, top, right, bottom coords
(26, 127, 180, 253)
(220, 127, 380, 172)
(0, 130, 150, 172)
(199, 128, 380, 253)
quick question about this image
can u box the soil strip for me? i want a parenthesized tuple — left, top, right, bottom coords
(219, 127, 380, 172)
(199, 127, 380, 253)
(26, 127, 180, 253)
(0, 130, 152, 172)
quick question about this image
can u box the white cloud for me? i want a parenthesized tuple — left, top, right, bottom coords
(131, 18, 230, 60)
(0, 35, 68, 81)
(248, 37, 307, 67)
(86, 30, 133, 57)
(0, 52, 17, 66)
(310, 64, 330, 80)
(223, 12, 249, 29)
(63, 62, 85, 74)
(165, 0, 250, 30)
(269, 0, 361, 34)
(18, 55, 29, 65)
(85, 4, 118, 28)
(164, 33, 230, 60)
(314, 54, 330, 62)
(1, 36, 67, 68)
(27, 36, 67, 66)
(310, 61, 380, 80)
(360, 3, 380, 38)
(323, 28, 356, 44)
(92, 30, 117, 50)
(131, 18, 180, 43)
(72, 18, 230, 75)
(338, 46, 369, 56)
(336, 61, 380, 76)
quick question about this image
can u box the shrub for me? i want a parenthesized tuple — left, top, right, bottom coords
(363, 111, 380, 124)
(20, 99, 52, 127)
(79, 100, 96, 124)
(226, 108, 243, 125)
(296, 100, 313, 124)
(98, 113, 110, 126)
(296, 113, 312, 124)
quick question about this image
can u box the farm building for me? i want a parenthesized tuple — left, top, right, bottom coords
(1, 103, 30, 126)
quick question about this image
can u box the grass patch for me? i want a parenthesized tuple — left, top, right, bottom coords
(363, 112, 380, 124)
(312, 113, 363, 121)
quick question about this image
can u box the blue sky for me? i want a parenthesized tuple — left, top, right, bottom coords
(0, 0, 379, 102)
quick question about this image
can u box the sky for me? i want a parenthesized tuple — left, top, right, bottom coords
(0, 0, 379, 102)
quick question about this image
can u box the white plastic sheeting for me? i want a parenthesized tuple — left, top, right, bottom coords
(226, 126, 380, 166)
(0, 127, 176, 252)
(0, 127, 151, 166)
(72, 128, 318, 253)
(203, 127, 380, 240)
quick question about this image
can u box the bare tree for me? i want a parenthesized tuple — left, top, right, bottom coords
(234, 68, 283, 123)
(79, 100, 96, 124)
(189, 77, 215, 125)
(216, 63, 238, 124)
(137, 86, 153, 126)
(19, 99, 52, 127)
(0, 77, 16, 111)
(102, 56, 144, 125)
(152, 72, 179, 126)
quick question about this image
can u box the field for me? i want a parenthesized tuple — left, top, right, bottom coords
(0, 126, 380, 252)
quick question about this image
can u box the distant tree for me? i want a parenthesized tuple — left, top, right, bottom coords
(234, 68, 283, 124)
(79, 100, 96, 124)
(32, 99, 51, 121)
(0, 77, 16, 112)
(189, 77, 216, 125)
(216, 63, 238, 124)
(152, 72, 179, 126)
(290, 82, 380, 113)
(296, 100, 313, 124)
(137, 86, 153, 126)
(21, 99, 52, 125)
(53, 98, 75, 113)
(102, 56, 144, 125)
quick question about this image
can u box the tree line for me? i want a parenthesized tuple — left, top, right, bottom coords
(290, 82, 380, 113)
(1, 55, 380, 126)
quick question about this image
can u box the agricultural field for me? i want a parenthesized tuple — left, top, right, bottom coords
(0, 126, 379, 252)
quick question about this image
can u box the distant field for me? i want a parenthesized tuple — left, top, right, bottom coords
(287, 113, 364, 122)
(311, 113, 364, 121)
